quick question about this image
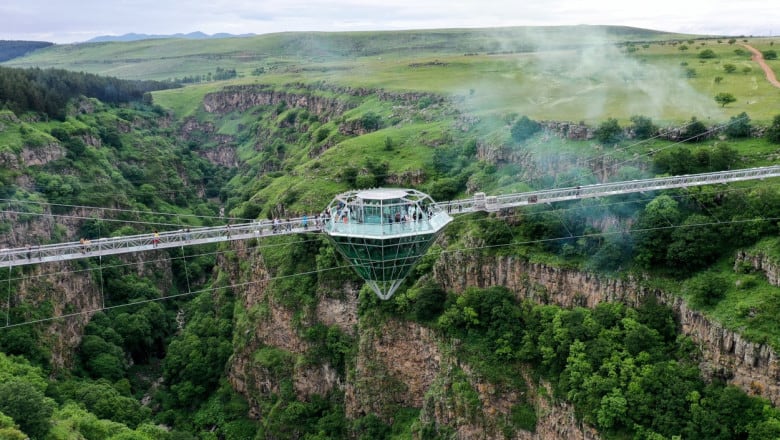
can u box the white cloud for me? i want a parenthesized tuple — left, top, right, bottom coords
(0, 0, 776, 43)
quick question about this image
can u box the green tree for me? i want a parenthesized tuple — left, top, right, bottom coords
(510, 115, 541, 143)
(766, 114, 780, 144)
(633, 195, 683, 269)
(723, 63, 737, 73)
(594, 118, 623, 145)
(724, 112, 751, 138)
(698, 49, 716, 59)
(359, 112, 381, 131)
(0, 380, 54, 439)
(709, 144, 739, 170)
(629, 115, 657, 139)
(653, 147, 696, 174)
(0, 412, 26, 440)
(714, 92, 736, 107)
(683, 117, 708, 142)
(762, 49, 778, 60)
(597, 388, 628, 429)
(685, 271, 728, 307)
(666, 214, 722, 273)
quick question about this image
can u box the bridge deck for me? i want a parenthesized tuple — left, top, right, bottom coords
(3, 165, 780, 269)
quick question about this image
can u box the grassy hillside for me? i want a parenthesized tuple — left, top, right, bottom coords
(11, 26, 780, 124)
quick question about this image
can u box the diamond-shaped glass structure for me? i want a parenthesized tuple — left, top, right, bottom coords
(322, 188, 452, 300)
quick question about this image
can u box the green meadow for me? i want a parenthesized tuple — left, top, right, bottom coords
(7, 27, 780, 124)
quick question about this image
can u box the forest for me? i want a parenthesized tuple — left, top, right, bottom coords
(0, 41, 53, 62)
(0, 66, 177, 119)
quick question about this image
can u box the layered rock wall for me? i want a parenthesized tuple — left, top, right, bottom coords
(433, 253, 780, 405)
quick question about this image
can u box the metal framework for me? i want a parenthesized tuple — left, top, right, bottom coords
(2, 165, 780, 272)
(0, 219, 313, 269)
(321, 188, 453, 299)
(437, 165, 780, 213)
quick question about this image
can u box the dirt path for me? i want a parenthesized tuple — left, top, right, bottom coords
(742, 43, 780, 88)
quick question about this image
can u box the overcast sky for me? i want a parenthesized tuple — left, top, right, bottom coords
(1, 0, 777, 44)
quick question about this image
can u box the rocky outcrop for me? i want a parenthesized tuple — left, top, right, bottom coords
(179, 118, 239, 168)
(21, 143, 66, 166)
(433, 253, 780, 405)
(734, 249, 780, 287)
(346, 319, 442, 419)
(199, 143, 239, 168)
(223, 235, 601, 437)
(225, 242, 348, 409)
(15, 262, 102, 369)
(539, 121, 593, 141)
(202, 85, 354, 121)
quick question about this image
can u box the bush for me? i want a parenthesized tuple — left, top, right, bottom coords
(594, 118, 623, 145)
(511, 403, 537, 432)
(510, 116, 541, 143)
(411, 282, 447, 322)
(724, 112, 751, 138)
(683, 117, 708, 142)
(314, 126, 330, 142)
(766, 115, 780, 144)
(685, 272, 728, 307)
(359, 112, 382, 131)
(698, 49, 716, 59)
(629, 115, 657, 139)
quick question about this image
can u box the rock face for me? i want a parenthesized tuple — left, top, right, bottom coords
(0, 204, 174, 370)
(433, 253, 780, 406)
(225, 242, 352, 411)
(735, 249, 780, 287)
(202, 85, 354, 121)
(345, 319, 442, 419)
(224, 239, 598, 439)
(21, 143, 66, 166)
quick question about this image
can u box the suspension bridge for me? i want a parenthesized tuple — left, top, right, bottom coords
(3, 165, 780, 298)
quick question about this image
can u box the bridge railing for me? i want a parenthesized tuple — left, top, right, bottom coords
(440, 165, 780, 213)
(0, 217, 324, 269)
(3, 165, 780, 268)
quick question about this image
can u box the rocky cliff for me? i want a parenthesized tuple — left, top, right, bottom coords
(734, 249, 780, 287)
(433, 252, 780, 406)
(202, 85, 355, 121)
(224, 239, 601, 439)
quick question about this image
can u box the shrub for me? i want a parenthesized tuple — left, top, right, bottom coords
(629, 115, 657, 139)
(510, 116, 541, 143)
(359, 112, 381, 131)
(314, 126, 330, 142)
(698, 49, 716, 59)
(685, 272, 728, 307)
(724, 112, 751, 138)
(766, 115, 780, 144)
(594, 118, 623, 145)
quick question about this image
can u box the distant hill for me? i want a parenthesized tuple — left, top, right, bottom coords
(86, 31, 256, 43)
(0, 40, 53, 62)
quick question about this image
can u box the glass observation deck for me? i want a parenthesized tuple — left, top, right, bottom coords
(322, 188, 453, 299)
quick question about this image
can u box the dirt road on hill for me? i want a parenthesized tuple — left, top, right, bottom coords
(742, 43, 780, 88)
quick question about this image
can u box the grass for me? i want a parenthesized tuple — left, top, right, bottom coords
(680, 248, 780, 349)
(8, 28, 780, 125)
